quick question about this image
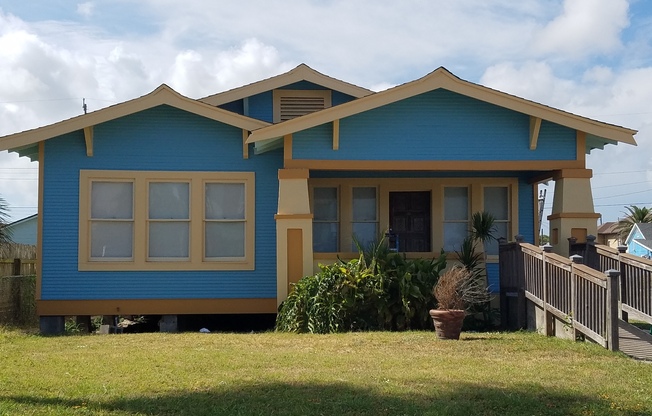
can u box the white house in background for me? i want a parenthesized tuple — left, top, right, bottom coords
(5, 214, 37, 246)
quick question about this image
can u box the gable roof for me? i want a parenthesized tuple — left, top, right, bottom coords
(6, 214, 37, 227)
(199, 64, 374, 107)
(625, 222, 652, 246)
(0, 84, 271, 154)
(246, 67, 637, 147)
(597, 221, 618, 235)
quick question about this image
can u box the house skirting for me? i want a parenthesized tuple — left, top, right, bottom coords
(37, 298, 278, 316)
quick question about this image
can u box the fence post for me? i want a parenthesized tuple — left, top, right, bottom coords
(605, 269, 620, 352)
(570, 255, 583, 341)
(542, 244, 553, 336)
(617, 245, 628, 322)
(12, 258, 21, 276)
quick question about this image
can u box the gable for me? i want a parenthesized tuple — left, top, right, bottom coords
(291, 89, 578, 162)
(0, 85, 270, 161)
(247, 67, 637, 152)
(199, 63, 372, 107)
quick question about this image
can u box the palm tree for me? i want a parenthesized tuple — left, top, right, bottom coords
(0, 195, 12, 247)
(616, 205, 652, 242)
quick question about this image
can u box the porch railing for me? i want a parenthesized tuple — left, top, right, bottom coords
(570, 240, 652, 324)
(505, 243, 619, 351)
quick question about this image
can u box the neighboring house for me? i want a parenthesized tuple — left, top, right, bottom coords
(597, 221, 620, 248)
(0, 64, 637, 333)
(624, 223, 652, 258)
(4, 214, 37, 246)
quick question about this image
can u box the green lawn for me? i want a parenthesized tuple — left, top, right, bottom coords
(0, 328, 650, 415)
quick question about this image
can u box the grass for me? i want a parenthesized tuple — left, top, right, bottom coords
(0, 328, 650, 415)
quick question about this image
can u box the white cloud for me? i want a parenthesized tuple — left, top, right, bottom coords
(76, 2, 94, 18)
(531, 0, 629, 59)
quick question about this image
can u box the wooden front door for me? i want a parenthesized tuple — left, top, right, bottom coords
(389, 191, 431, 252)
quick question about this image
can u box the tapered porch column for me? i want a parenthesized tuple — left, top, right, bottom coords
(275, 169, 314, 306)
(547, 169, 600, 256)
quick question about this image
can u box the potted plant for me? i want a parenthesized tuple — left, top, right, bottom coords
(429, 265, 492, 340)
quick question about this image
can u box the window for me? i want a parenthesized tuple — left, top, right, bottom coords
(351, 187, 378, 251)
(273, 90, 332, 122)
(79, 170, 254, 271)
(148, 182, 190, 259)
(443, 187, 469, 252)
(484, 186, 510, 255)
(205, 183, 246, 259)
(313, 187, 339, 252)
(90, 181, 134, 259)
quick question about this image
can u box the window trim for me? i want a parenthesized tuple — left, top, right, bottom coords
(79, 170, 255, 271)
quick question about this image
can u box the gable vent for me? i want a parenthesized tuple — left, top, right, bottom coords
(273, 90, 332, 123)
(279, 96, 326, 121)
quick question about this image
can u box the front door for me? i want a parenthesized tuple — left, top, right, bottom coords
(389, 191, 431, 252)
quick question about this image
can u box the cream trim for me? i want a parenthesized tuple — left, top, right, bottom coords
(83, 126, 93, 157)
(199, 63, 373, 106)
(284, 159, 584, 171)
(333, 119, 340, 150)
(78, 170, 255, 271)
(36, 141, 44, 300)
(242, 129, 249, 159)
(0, 85, 270, 152)
(278, 168, 309, 180)
(247, 67, 637, 145)
(529, 116, 541, 150)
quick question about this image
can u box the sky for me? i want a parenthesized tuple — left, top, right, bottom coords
(0, 0, 651, 236)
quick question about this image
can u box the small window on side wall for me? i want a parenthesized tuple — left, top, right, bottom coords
(313, 187, 339, 252)
(443, 187, 469, 252)
(484, 186, 510, 255)
(351, 187, 378, 251)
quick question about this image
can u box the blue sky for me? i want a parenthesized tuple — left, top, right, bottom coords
(0, 0, 651, 233)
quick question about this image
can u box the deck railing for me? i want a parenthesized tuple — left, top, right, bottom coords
(510, 243, 619, 351)
(570, 240, 652, 324)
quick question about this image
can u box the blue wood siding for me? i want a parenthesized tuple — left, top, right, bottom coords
(293, 89, 577, 161)
(41, 105, 282, 301)
(247, 91, 273, 123)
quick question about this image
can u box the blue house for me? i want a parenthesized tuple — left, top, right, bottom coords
(0, 64, 637, 333)
(624, 223, 652, 258)
(5, 214, 37, 246)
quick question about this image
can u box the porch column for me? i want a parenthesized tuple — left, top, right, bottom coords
(275, 169, 314, 306)
(547, 169, 599, 256)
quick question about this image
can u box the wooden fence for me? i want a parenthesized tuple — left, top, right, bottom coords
(501, 242, 619, 351)
(1, 244, 37, 277)
(0, 243, 37, 325)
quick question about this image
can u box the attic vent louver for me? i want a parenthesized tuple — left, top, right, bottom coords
(280, 96, 325, 121)
(273, 90, 332, 123)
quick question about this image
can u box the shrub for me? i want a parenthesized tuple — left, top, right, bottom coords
(276, 239, 447, 333)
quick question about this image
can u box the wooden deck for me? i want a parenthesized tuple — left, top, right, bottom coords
(618, 320, 652, 361)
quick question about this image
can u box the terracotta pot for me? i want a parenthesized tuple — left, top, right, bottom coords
(429, 309, 465, 340)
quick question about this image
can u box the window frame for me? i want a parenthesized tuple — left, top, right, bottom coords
(79, 170, 255, 271)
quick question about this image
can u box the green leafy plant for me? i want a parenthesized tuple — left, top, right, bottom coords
(276, 235, 446, 333)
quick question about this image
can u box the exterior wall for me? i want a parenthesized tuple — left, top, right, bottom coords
(6, 215, 37, 245)
(40, 105, 283, 302)
(292, 90, 577, 161)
